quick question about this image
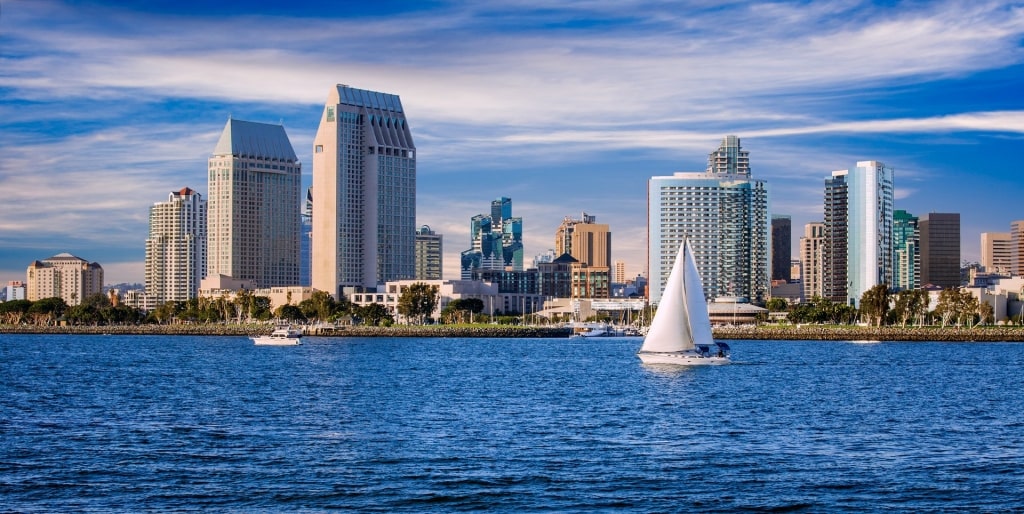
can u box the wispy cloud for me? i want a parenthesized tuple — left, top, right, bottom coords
(2, 0, 1022, 281)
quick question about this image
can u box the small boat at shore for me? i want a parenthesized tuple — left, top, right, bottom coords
(251, 326, 302, 346)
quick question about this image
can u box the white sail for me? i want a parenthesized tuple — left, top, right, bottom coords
(640, 240, 712, 353)
(683, 240, 714, 346)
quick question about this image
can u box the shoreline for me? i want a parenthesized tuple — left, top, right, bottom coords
(2, 324, 1024, 341)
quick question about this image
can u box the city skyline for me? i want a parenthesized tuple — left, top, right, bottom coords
(3, 1, 1024, 285)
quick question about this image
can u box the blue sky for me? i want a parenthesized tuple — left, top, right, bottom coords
(2, 0, 1023, 286)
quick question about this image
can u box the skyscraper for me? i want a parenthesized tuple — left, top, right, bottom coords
(920, 212, 960, 288)
(613, 260, 627, 284)
(981, 232, 1012, 274)
(771, 215, 792, 282)
(823, 170, 849, 303)
(145, 187, 207, 303)
(1010, 221, 1024, 277)
(648, 136, 769, 305)
(799, 222, 825, 301)
(414, 225, 443, 280)
(300, 188, 313, 287)
(312, 85, 416, 297)
(555, 212, 611, 268)
(460, 197, 523, 279)
(207, 118, 301, 287)
(845, 161, 894, 307)
(893, 209, 919, 291)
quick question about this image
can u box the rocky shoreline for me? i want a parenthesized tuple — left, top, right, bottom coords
(714, 325, 1024, 342)
(3, 323, 1024, 341)
(0, 324, 573, 338)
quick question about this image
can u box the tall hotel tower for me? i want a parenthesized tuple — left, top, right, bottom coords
(648, 136, 769, 305)
(207, 119, 302, 287)
(145, 187, 207, 303)
(312, 85, 416, 297)
(825, 161, 894, 307)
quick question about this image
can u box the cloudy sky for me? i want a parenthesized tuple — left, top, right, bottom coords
(2, 0, 1023, 286)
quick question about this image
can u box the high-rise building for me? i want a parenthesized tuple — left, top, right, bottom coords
(613, 260, 627, 284)
(207, 118, 301, 288)
(1011, 221, 1024, 276)
(553, 213, 611, 300)
(707, 135, 750, 175)
(300, 188, 312, 287)
(845, 161, 894, 307)
(460, 197, 523, 279)
(648, 136, 769, 305)
(823, 170, 849, 303)
(414, 225, 443, 280)
(893, 209, 919, 291)
(771, 215, 792, 282)
(555, 213, 611, 268)
(145, 187, 207, 303)
(26, 253, 103, 305)
(981, 232, 1012, 274)
(800, 222, 825, 300)
(312, 85, 416, 297)
(920, 212, 960, 288)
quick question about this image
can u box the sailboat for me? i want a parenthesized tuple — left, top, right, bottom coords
(638, 239, 730, 365)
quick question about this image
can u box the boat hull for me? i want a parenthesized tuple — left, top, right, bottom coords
(251, 336, 301, 346)
(637, 351, 729, 366)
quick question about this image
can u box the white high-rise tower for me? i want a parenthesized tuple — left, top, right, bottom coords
(207, 118, 301, 287)
(312, 85, 416, 297)
(145, 187, 207, 303)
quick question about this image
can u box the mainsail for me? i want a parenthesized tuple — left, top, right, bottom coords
(640, 240, 713, 353)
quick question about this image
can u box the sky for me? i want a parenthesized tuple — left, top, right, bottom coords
(2, 0, 1023, 287)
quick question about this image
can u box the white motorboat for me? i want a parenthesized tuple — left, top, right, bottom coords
(638, 239, 730, 365)
(251, 326, 303, 346)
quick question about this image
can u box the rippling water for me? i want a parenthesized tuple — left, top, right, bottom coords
(2, 335, 1024, 511)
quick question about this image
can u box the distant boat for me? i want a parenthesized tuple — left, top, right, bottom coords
(638, 240, 730, 365)
(252, 326, 302, 346)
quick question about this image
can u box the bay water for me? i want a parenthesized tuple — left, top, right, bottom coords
(2, 335, 1023, 511)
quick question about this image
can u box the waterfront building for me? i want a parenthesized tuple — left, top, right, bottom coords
(414, 225, 443, 280)
(799, 222, 825, 301)
(460, 197, 524, 279)
(312, 84, 416, 297)
(25, 253, 103, 305)
(207, 118, 301, 288)
(893, 209, 920, 291)
(648, 136, 769, 305)
(772, 215, 792, 282)
(5, 281, 26, 301)
(822, 162, 895, 307)
(349, 279, 504, 321)
(823, 170, 849, 303)
(981, 232, 1012, 274)
(845, 161, 895, 307)
(920, 213, 960, 288)
(1012, 221, 1024, 277)
(145, 187, 207, 304)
